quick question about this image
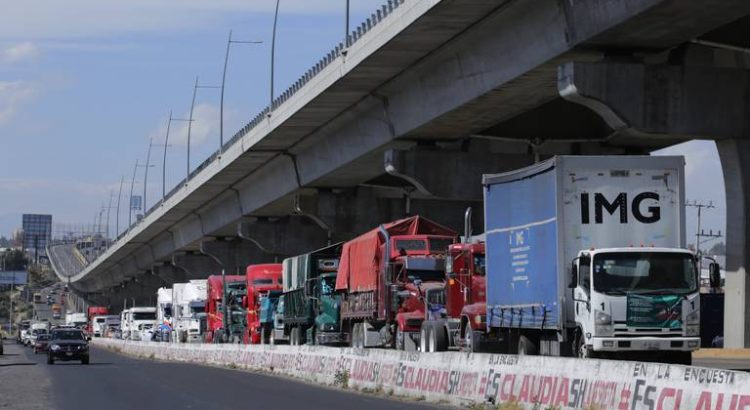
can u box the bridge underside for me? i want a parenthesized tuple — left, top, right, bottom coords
(52, 1, 750, 347)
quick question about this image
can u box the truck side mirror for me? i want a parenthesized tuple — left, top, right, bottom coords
(709, 263, 722, 289)
(569, 263, 578, 289)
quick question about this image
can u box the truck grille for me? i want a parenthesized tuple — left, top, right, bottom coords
(613, 325, 683, 338)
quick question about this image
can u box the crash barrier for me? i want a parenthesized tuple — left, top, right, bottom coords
(94, 339, 750, 409)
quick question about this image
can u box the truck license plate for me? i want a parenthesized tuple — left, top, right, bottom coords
(66, 352, 73, 356)
(644, 342, 660, 350)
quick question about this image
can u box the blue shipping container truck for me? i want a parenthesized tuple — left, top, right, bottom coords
(483, 156, 707, 362)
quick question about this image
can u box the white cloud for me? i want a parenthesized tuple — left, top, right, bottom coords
(0, 0, 387, 40)
(0, 80, 38, 126)
(1, 42, 40, 64)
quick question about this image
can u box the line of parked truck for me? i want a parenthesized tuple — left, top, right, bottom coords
(77, 156, 722, 365)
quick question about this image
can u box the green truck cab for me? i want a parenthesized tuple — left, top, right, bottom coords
(281, 243, 348, 346)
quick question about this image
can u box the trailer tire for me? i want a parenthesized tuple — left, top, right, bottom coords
(430, 324, 448, 352)
(517, 334, 538, 356)
(395, 327, 405, 351)
(420, 322, 431, 352)
(290, 327, 299, 346)
(463, 328, 480, 353)
(352, 323, 364, 348)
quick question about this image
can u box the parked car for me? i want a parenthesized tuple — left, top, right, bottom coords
(34, 334, 50, 354)
(47, 329, 90, 365)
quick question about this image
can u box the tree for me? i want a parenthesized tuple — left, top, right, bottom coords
(1, 249, 27, 270)
(707, 242, 725, 256)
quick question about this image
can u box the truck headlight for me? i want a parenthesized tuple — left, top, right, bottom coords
(474, 315, 484, 326)
(595, 310, 611, 325)
(686, 310, 700, 325)
(50, 344, 61, 351)
(594, 310, 613, 336)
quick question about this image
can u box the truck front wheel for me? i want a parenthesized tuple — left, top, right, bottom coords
(420, 323, 431, 352)
(430, 324, 448, 352)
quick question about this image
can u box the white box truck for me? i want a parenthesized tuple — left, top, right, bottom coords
(482, 156, 716, 364)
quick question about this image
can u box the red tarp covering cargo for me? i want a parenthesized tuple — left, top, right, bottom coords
(335, 216, 457, 292)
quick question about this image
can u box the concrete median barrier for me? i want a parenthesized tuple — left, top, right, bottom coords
(93, 339, 750, 409)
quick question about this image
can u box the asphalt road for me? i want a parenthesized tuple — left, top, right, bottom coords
(1, 341, 440, 410)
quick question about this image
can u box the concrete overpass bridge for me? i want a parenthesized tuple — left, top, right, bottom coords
(49, 0, 750, 347)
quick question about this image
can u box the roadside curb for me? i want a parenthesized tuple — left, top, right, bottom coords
(694, 349, 750, 359)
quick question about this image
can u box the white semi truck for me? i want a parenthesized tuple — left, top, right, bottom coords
(171, 280, 207, 343)
(482, 156, 716, 364)
(65, 312, 87, 329)
(120, 307, 157, 341)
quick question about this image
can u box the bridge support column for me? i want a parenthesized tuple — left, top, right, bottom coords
(200, 238, 276, 275)
(559, 60, 750, 348)
(172, 252, 222, 279)
(717, 140, 750, 348)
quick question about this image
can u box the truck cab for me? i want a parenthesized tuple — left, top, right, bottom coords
(571, 247, 704, 363)
(388, 234, 453, 350)
(205, 275, 246, 343)
(245, 264, 282, 344)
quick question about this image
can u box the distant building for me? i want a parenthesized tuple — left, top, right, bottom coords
(22, 214, 52, 252)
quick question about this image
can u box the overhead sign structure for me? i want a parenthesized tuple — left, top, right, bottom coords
(0, 271, 28, 285)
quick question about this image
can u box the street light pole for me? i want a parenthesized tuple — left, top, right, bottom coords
(220, 30, 262, 152)
(185, 77, 220, 179)
(187, 78, 198, 181)
(128, 159, 140, 228)
(345, 0, 350, 48)
(116, 176, 124, 237)
(143, 138, 153, 213)
(270, 0, 281, 114)
(162, 111, 172, 200)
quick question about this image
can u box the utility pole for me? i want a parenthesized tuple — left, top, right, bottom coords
(686, 200, 716, 257)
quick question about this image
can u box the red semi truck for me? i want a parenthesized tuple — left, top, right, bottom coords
(244, 264, 283, 344)
(420, 209, 492, 352)
(86, 306, 108, 335)
(336, 216, 456, 350)
(204, 274, 247, 343)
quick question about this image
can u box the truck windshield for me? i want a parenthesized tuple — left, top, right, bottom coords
(473, 255, 486, 276)
(592, 252, 697, 295)
(429, 238, 454, 253)
(320, 277, 335, 295)
(407, 270, 444, 283)
(133, 312, 156, 321)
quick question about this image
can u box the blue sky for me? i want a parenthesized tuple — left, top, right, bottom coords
(0, 1, 726, 249)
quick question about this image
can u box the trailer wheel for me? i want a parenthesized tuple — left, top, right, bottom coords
(420, 322, 431, 352)
(395, 327, 405, 350)
(352, 323, 365, 348)
(430, 324, 448, 352)
(290, 327, 299, 346)
(463, 328, 480, 353)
